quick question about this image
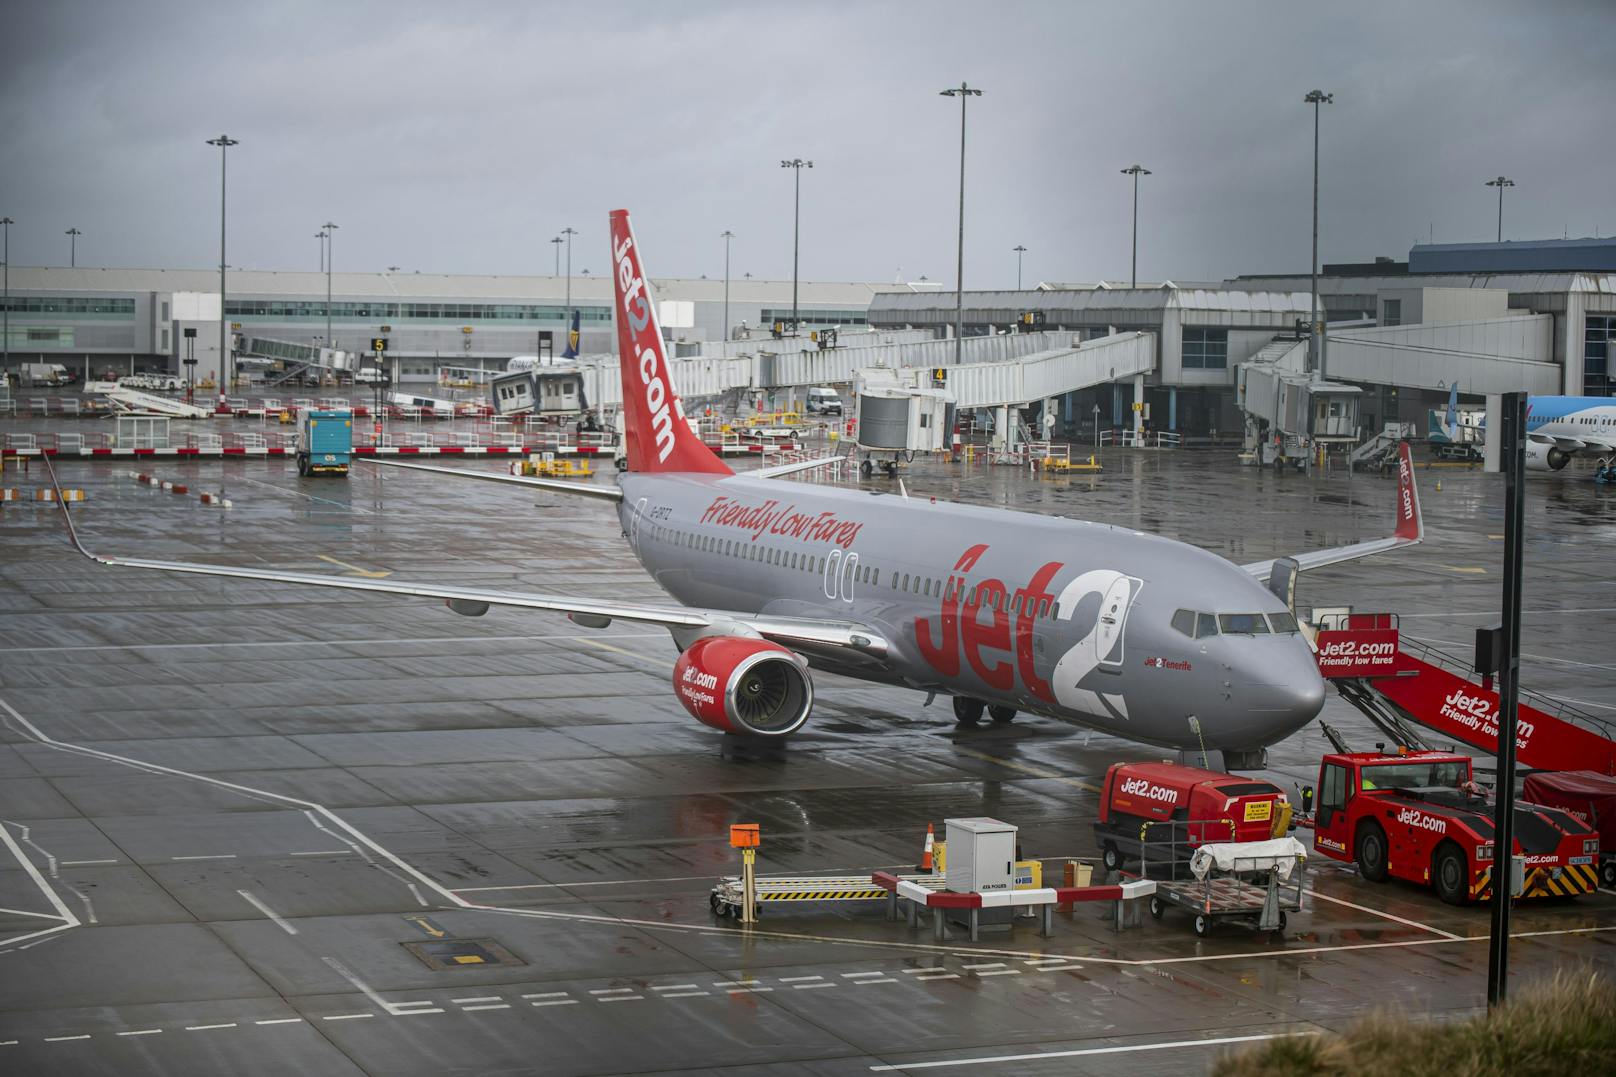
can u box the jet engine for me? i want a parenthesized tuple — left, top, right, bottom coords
(672, 636, 813, 736)
(1525, 441, 1570, 472)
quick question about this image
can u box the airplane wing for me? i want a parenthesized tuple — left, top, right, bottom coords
(1240, 441, 1422, 583)
(357, 458, 623, 502)
(750, 454, 848, 479)
(43, 458, 888, 660)
(1531, 433, 1588, 452)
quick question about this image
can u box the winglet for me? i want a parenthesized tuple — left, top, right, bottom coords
(1394, 441, 1423, 543)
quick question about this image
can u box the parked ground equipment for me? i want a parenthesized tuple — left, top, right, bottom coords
(1094, 761, 1292, 872)
(1140, 822, 1307, 937)
(1521, 770, 1616, 889)
(295, 409, 353, 477)
(1308, 749, 1599, 904)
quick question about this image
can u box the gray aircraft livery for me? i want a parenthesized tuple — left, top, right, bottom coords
(54, 208, 1424, 762)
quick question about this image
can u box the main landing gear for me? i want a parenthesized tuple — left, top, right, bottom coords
(952, 697, 1018, 726)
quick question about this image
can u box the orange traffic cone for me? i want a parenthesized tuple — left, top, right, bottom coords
(918, 823, 935, 873)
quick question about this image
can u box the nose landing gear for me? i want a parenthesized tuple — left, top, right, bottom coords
(951, 698, 1018, 726)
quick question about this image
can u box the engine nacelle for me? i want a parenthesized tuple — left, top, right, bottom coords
(672, 636, 813, 737)
(1525, 441, 1570, 472)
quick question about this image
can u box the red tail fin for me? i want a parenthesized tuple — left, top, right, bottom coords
(609, 210, 732, 475)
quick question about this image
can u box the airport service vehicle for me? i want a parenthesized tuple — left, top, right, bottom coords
(295, 410, 353, 477)
(1521, 770, 1616, 889)
(52, 209, 1431, 761)
(22, 362, 71, 387)
(1094, 761, 1290, 870)
(806, 387, 843, 416)
(1309, 749, 1599, 904)
(1143, 834, 1308, 937)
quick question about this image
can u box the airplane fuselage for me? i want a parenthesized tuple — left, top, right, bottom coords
(617, 473, 1325, 752)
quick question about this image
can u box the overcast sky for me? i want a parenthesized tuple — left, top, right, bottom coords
(3, 0, 1613, 287)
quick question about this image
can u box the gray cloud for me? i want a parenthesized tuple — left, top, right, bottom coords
(2, 0, 1612, 286)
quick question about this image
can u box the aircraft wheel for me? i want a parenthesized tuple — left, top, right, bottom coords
(860, 460, 874, 477)
(1356, 821, 1389, 883)
(1193, 914, 1210, 938)
(952, 697, 985, 726)
(1101, 842, 1124, 872)
(988, 705, 1017, 724)
(1433, 844, 1468, 906)
(1148, 895, 1164, 920)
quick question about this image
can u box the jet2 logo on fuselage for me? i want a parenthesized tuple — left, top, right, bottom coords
(914, 545, 1142, 720)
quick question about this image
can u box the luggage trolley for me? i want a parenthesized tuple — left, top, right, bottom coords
(1138, 820, 1307, 937)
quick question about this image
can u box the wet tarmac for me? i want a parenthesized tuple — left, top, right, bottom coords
(0, 446, 1612, 1075)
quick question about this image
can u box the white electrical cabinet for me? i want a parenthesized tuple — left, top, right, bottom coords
(945, 817, 1017, 893)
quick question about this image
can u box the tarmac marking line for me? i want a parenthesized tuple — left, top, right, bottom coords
(171, 854, 236, 861)
(59, 859, 118, 866)
(792, 982, 838, 990)
(904, 968, 950, 974)
(778, 976, 825, 982)
(530, 1000, 579, 1007)
(1302, 889, 1464, 940)
(652, 984, 701, 991)
(185, 1023, 237, 1031)
(521, 992, 570, 1000)
(915, 974, 960, 981)
(322, 1014, 375, 1021)
(116, 1029, 163, 1037)
(973, 970, 1022, 977)
(451, 996, 503, 1004)
(238, 889, 298, 935)
(316, 554, 392, 579)
(658, 991, 709, 998)
(289, 850, 352, 856)
(398, 1009, 445, 1015)
(44, 1035, 92, 1042)
(868, 1031, 1312, 1071)
(843, 971, 888, 978)
(255, 1018, 304, 1026)
(460, 1004, 512, 1011)
(1031, 965, 1085, 972)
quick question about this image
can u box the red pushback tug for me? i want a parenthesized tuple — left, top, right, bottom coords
(1094, 761, 1291, 871)
(1309, 749, 1599, 904)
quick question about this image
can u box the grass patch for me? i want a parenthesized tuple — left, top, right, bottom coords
(1214, 970, 1616, 1076)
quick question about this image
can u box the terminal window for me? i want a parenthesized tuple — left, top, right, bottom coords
(1382, 299, 1401, 327)
(1181, 328, 1228, 370)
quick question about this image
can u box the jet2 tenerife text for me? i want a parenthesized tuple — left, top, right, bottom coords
(52, 209, 1425, 763)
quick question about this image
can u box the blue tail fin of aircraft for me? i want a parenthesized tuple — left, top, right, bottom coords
(562, 309, 581, 359)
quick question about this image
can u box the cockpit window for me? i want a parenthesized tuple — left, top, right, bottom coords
(1267, 611, 1299, 633)
(1219, 613, 1270, 635)
(1171, 609, 1196, 637)
(1195, 613, 1219, 638)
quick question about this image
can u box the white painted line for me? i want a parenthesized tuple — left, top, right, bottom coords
(185, 1023, 237, 1031)
(1303, 889, 1464, 940)
(44, 1035, 92, 1042)
(398, 1008, 444, 1015)
(792, 982, 838, 990)
(530, 999, 579, 1007)
(597, 996, 643, 1003)
(855, 978, 899, 984)
(289, 850, 352, 857)
(238, 889, 297, 935)
(460, 1004, 511, 1012)
(915, 974, 960, 981)
(171, 854, 236, 861)
(521, 992, 570, 1000)
(322, 1013, 374, 1021)
(961, 963, 1005, 970)
(713, 980, 761, 988)
(1023, 957, 1071, 966)
(453, 874, 716, 893)
(0, 1040, 17, 1046)
(843, 971, 887, 979)
(868, 1031, 1309, 1071)
(117, 1029, 162, 1037)
(973, 969, 1022, 977)
(451, 996, 503, 1004)
(0, 815, 79, 928)
(60, 859, 118, 866)
(777, 975, 824, 983)
(389, 1000, 438, 1009)
(652, 984, 701, 992)
(1032, 964, 1084, 973)
(904, 968, 950, 974)
(255, 1018, 304, 1026)
(658, 991, 709, 998)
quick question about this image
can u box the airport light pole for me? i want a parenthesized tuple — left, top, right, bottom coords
(550, 234, 562, 278)
(206, 133, 238, 398)
(65, 227, 82, 268)
(780, 160, 812, 333)
(1304, 90, 1332, 378)
(940, 83, 982, 368)
(322, 220, 338, 357)
(721, 230, 735, 344)
(1013, 244, 1027, 290)
(1485, 176, 1515, 243)
(316, 230, 327, 273)
(560, 226, 577, 329)
(2, 217, 11, 376)
(1121, 164, 1151, 288)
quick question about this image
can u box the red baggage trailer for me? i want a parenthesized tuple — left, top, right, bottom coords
(1522, 770, 1616, 888)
